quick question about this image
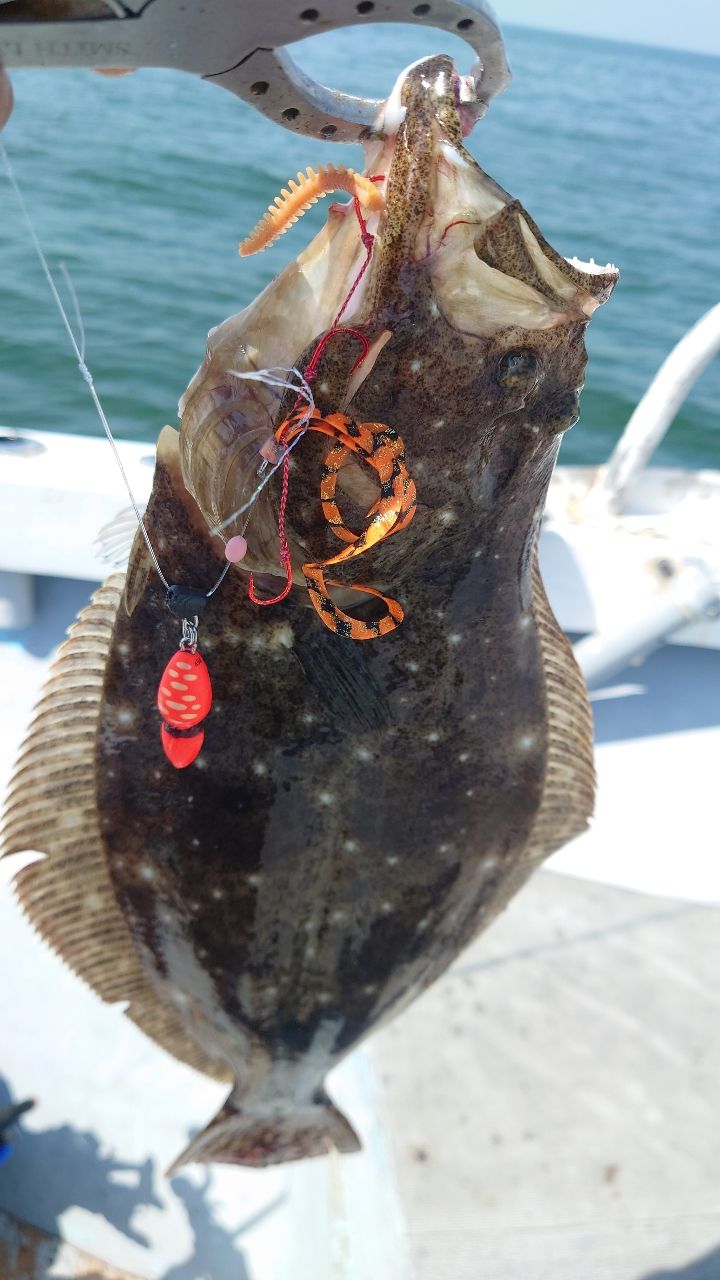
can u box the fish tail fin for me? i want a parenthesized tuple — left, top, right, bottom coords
(167, 1088, 361, 1173)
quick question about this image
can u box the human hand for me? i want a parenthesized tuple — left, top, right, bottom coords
(0, 64, 136, 132)
(0, 66, 13, 129)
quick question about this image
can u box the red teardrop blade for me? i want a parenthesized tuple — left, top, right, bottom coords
(157, 648, 213, 729)
(161, 724, 205, 769)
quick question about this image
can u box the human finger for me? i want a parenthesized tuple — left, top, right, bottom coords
(0, 67, 13, 130)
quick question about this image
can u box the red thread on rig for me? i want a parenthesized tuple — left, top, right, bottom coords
(249, 186, 381, 608)
(247, 449, 293, 607)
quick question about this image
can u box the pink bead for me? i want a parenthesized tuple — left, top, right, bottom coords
(225, 535, 248, 564)
(259, 438, 279, 465)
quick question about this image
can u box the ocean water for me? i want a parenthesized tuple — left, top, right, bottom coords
(1, 22, 718, 469)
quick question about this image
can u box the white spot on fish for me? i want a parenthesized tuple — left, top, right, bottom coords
(380, 901, 393, 914)
(264, 985, 278, 1000)
(482, 856, 499, 871)
(253, 761, 268, 777)
(303, 919, 316, 931)
(317, 791, 335, 806)
(519, 613, 532, 629)
(363, 983, 378, 995)
(429, 299, 440, 318)
(116, 707, 136, 726)
(330, 910, 347, 924)
(319, 381, 330, 394)
(211, 887, 224, 900)
(302, 712, 316, 725)
(355, 746, 372, 762)
(458, 752, 471, 763)
(153, 769, 162, 781)
(197, 947, 208, 959)
(417, 917, 430, 932)
(438, 508, 456, 525)
(518, 734, 536, 751)
(269, 622, 294, 651)
(410, 359, 422, 372)
(493, 553, 500, 560)
(191, 837, 200, 848)
(435, 609, 445, 620)
(426, 730, 441, 743)
(466, 788, 475, 797)
(448, 633, 463, 645)
(194, 757, 207, 771)
(434, 418, 445, 429)
(117, 642, 130, 656)
(317, 992, 332, 1005)
(247, 874, 263, 888)
(305, 945, 317, 959)
(386, 855, 399, 866)
(343, 839, 359, 853)
(139, 864, 156, 882)
(473, 548, 482, 559)
(406, 660, 420, 673)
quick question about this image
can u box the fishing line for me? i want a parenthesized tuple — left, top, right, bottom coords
(209, 366, 314, 536)
(0, 139, 173, 591)
(212, 193, 377, 543)
(0, 140, 313, 597)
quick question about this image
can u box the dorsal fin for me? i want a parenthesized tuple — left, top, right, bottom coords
(1, 574, 230, 1084)
(525, 551, 595, 862)
(477, 550, 595, 925)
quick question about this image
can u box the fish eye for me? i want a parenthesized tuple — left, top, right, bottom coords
(497, 350, 540, 393)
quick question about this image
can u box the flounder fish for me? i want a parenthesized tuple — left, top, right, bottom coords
(2, 56, 617, 1169)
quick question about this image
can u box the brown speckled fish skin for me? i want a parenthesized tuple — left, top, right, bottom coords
(3, 56, 617, 1170)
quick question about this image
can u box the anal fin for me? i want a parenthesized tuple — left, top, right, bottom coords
(1, 575, 230, 1085)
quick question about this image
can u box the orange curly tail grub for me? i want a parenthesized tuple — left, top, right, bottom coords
(239, 164, 384, 257)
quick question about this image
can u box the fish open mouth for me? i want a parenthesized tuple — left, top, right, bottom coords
(178, 55, 618, 569)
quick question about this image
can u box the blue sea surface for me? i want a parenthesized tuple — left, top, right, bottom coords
(1, 22, 718, 468)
